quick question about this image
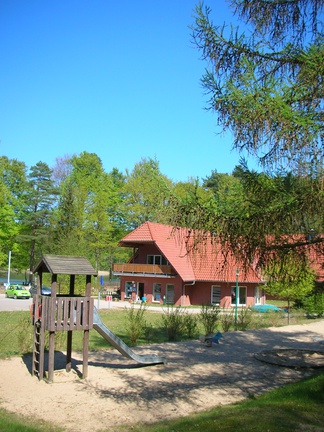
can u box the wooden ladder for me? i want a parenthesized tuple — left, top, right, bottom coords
(32, 320, 45, 379)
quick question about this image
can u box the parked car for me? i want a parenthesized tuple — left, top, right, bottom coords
(29, 286, 51, 296)
(250, 304, 285, 313)
(6, 285, 31, 299)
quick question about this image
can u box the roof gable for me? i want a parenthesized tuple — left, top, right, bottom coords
(119, 222, 261, 283)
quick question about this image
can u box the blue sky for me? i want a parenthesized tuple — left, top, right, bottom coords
(0, 0, 253, 182)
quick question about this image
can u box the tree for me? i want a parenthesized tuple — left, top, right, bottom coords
(53, 152, 129, 272)
(0, 157, 29, 270)
(51, 154, 73, 187)
(123, 158, 174, 229)
(191, 0, 324, 172)
(19, 162, 58, 281)
(264, 251, 316, 321)
(176, 1, 324, 281)
(202, 169, 246, 217)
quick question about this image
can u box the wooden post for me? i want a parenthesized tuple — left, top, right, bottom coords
(70, 274, 75, 296)
(48, 331, 55, 382)
(85, 274, 91, 297)
(83, 329, 89, 378)
(66, 274, 75, 373)
(51, 273, 57, 296)
(38, 321, 46, 380)
(66, 330, 72, 372)
(82, 275, 92, 378)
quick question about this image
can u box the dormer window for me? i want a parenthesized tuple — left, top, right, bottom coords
(147, 255, 169, 265)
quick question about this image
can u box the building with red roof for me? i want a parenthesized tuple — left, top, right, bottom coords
(112, 222, 265, 307)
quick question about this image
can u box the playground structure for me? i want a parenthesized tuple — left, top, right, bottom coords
(31, 254, 165, 382)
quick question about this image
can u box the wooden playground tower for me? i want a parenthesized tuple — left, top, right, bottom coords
(31, 254, 97, 382)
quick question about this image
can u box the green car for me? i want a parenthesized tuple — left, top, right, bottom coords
(6, 285, 31, 299)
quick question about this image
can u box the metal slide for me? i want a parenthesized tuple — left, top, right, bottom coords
(92, 306, 166, 365)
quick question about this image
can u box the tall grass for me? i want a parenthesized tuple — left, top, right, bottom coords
(125, 303, 147, 345)
(199, 304, 220, 335)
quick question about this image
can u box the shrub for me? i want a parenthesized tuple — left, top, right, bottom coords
(161, 306, 185, 341)
(125, 304, 147, 345)
(199, 304, 220, 335)
(183, 313, 199, 338)
(304, 293, 324, 318)
(236, 307, 253, 331)
(220, 307, 234, 332)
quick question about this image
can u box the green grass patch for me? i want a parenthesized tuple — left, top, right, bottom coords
(0, 407, 63, 432)
(0, 307, 321, 359)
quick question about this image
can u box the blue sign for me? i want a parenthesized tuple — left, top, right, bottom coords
(100, 275, 104, 286)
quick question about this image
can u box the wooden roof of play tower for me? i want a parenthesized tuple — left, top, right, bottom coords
(34, 254, 97, 276)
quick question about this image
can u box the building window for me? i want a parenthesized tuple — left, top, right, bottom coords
(231, 286, 247, 306)
(147, 255, 169, 265)
(153, 283, 161, 302)
(125, 281, 136, 298)
(211, 286, 221, 305)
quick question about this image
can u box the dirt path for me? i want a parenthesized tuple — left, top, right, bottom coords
(0, 320, 323, 432)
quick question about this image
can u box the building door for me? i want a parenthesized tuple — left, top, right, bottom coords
(255, 286, 261, 304)
(166, 284, 174, 304)
(138, 283, 144, 300)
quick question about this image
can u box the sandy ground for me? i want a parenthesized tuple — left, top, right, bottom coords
(0, 320, 323, 432)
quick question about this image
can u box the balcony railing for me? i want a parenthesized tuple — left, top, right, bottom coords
(112, 263, 174, 276)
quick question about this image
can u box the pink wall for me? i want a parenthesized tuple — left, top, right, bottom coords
(119, 276, 264, 306)
(118, 243, 265, 306)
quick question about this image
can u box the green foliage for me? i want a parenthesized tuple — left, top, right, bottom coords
(123, 157, 174, 229)
(203, 170, 246, 217)
(236, 307, 253, 331)
(192, 1, 324, 172)
(125, 303, 147, 346)
(264, 252, 316, 303)
(182, 313, 199, 338)
(181, 0, 324, 288)
(0, 157, 29, 269)
(220, 307, 234, 332)
(199, 304, 220, 335)
(18, 161, 59, 276)
(303, 292, 324, 318)
(161, 306, 186, 341)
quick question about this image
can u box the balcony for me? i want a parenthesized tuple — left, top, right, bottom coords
(112, 263, 175, 277)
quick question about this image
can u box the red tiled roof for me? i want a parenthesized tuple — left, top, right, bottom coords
(119, 222, 262, 283)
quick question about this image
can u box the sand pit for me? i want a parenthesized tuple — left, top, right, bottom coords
(0, 320, 323, 431)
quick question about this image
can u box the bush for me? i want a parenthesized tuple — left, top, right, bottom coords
(236, 307, 253, 331)
(199, 304, 220, 335)
(125, 304, 147, 345)
(183, 313, 199, 338)
(220, 307, 234, 332)
(161, 306, 185, 341)
(304, 292, 324, 318)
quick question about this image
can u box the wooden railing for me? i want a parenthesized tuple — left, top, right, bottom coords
(112, 263, 174, 275)
(32, 296, 94, 332)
